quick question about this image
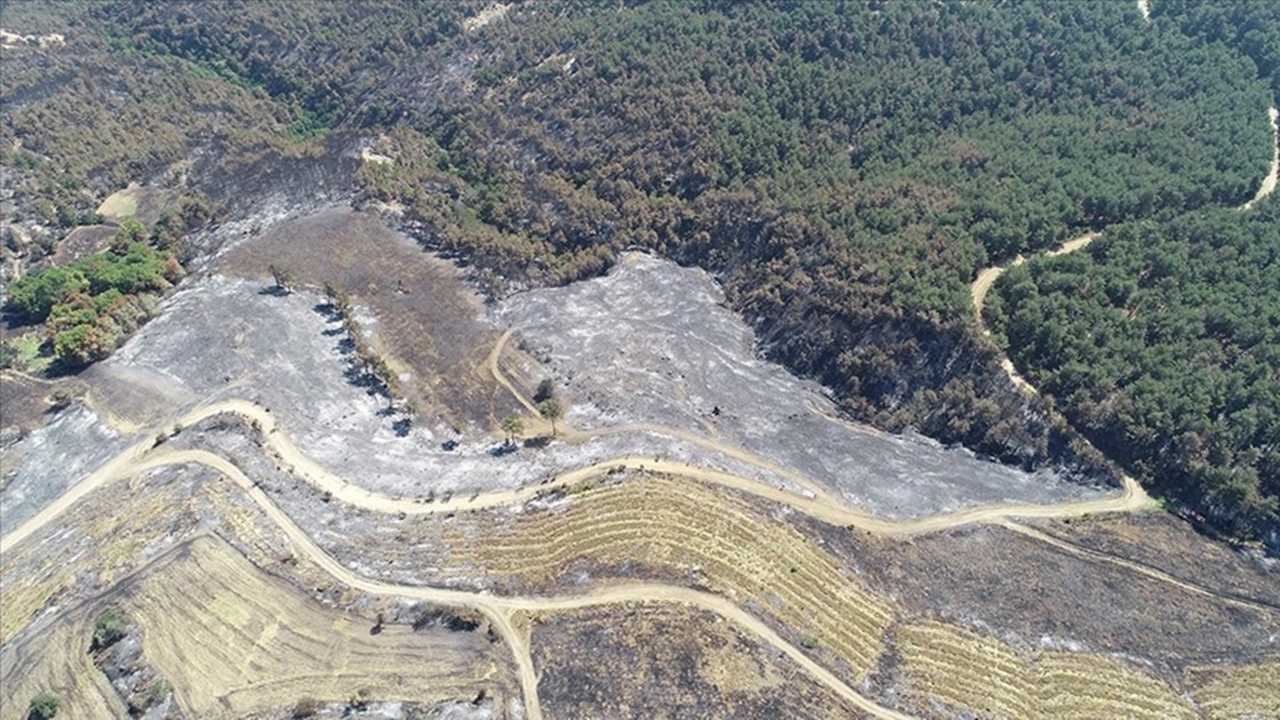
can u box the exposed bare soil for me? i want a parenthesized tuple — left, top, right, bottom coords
(53, 224, 116, 263)
(503, 253, 1102, 517)
(836, 520, 1280, 672)
(531, 603, 871, 719)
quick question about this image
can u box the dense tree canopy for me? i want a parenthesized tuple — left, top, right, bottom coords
(4, 0, 1279, 543)
(988, 198, 1280, 543)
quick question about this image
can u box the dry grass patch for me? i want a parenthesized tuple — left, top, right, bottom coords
(1186, 659, 1280, 719)
(530, 603, 870, 719)
(217, 207, 514, 428)
(96, 184, 175, 223)
(0, 467, 198, 643)
(0, 613, 128, 720)
(444, 474, 894, 681)
(898, 621, 1197, 719)
(120, 535, 507, 718)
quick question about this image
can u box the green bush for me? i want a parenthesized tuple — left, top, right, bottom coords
(6, 267, 88, 321)
(26, 692, 59, 719)
(91, 610, 128, 652)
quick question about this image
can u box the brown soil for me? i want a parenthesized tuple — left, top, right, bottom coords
(1021, 512, 1280, 608)
(530, 603, 871, 720)
(216, 206, 513, 428)
(819, 518, 1280, 673)
(53, 225, 116, 264)
(0, 373, 54, 440)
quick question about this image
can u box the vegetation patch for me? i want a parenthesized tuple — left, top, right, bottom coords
(4, 221, 183, 370)
(96, 188, 139, 220)
(216, 207, 508, 428)
(987, 201, 1280, 547)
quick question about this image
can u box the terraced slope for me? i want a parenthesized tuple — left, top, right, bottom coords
(119, 536, 508, 718)
(444, 475, 895, 682)
(1186, 660, 1280, 720)
(897, 622, 1197, 719)
(0, 615, 128, 720)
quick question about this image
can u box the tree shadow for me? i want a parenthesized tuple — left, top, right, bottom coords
(312, 301, 343, 322)
(489, 443, 518, 457)
(257, 285, 289, 297)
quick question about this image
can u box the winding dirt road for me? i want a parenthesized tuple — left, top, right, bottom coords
(10, 104, 1275, 719)
(0, 397, 1152, 557)
(7, 429, 911, 720)
(0, 393, 1170, 720)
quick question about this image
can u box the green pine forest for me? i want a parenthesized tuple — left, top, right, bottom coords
(2, 0, 1278, 547)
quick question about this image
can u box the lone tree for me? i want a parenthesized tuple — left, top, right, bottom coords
(500, 413, 524, 445)
(539, 398, 564, 437)
(534, 378, 555, 402)
(27, 692, 59, 719)
(268, 263, 295, 294)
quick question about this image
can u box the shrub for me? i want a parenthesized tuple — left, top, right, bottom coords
(91, 610, 128, 652)
(291, 697, 321, 717)
(27, 692, 59, 719)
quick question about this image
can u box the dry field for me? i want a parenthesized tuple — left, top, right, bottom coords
(1186, 659, 1280, 719)
(1022, 512, 1280, 608)
(531, 603, 870, 719)
(1, 536, 511, 720)
(0, 463, 205, 644)
(217, 206, 519, 429)
(439, 474, 895, 683)
(896, 621, 1198, 719)
(1, 612, 128, 720)
(95, 184, 174, 224)
(120, 535, 509, 718)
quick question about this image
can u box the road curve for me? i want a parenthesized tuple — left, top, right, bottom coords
(1, 397, 1152, 556)
(87, 445, 913, 720)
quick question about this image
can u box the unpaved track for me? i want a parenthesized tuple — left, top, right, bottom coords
(83, 446, 908, 720)
(1241, 106, 1280, 211)
(0, 395, 1168, 720)
(1002, 521, 1279, 614)
(1, 397, 1152, 556)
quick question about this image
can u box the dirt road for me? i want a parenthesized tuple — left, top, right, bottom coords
(104, 443, 910, 720)
(1241, 106, 1280, 211)
(0, 394, 1168, 720)
(1002, 521, 1278, 614)
(0, 395, 1153, 557)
